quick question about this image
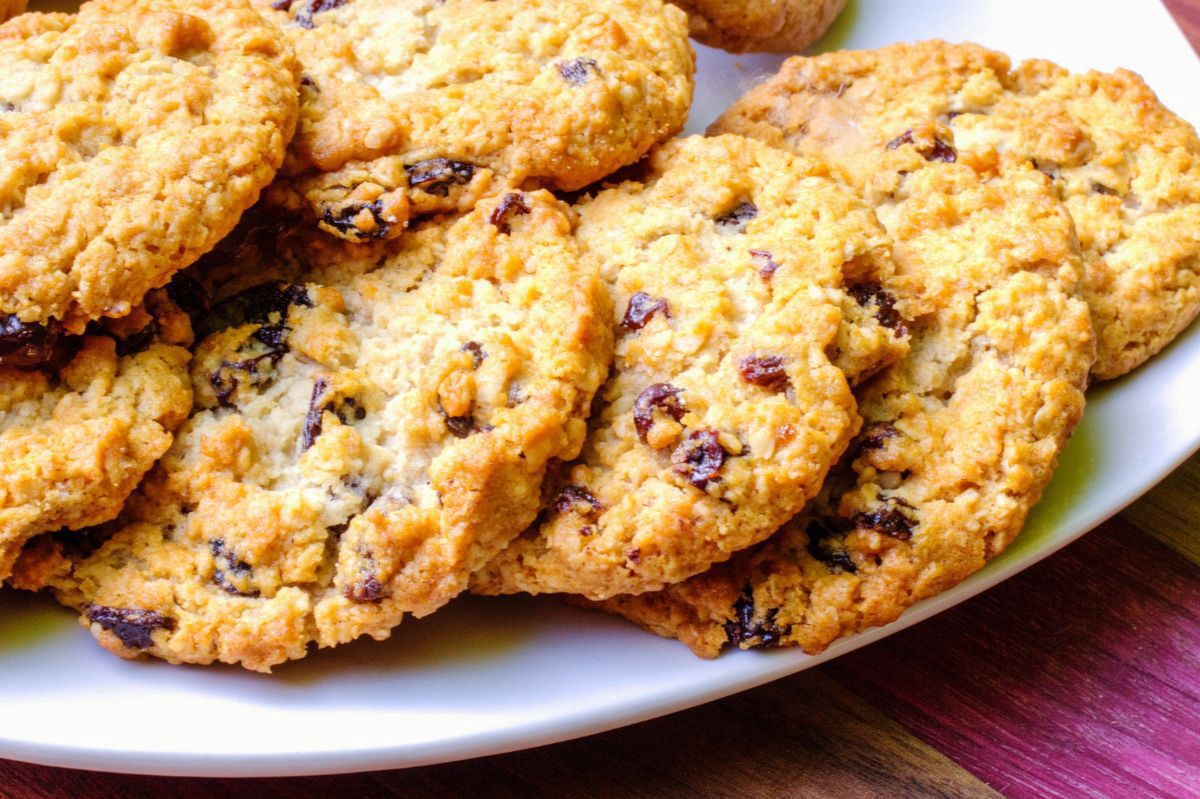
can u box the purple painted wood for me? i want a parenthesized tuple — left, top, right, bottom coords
(831, 518, 1200, 799)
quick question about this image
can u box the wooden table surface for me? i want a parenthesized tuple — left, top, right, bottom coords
(3, 3, 1199, 798)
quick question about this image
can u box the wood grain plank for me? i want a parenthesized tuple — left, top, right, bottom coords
(0, 670, 999, 799)
(831, 518, 1200, 799)
(1122, 455, 1200, 566)
(1165, 0, 1200, 53)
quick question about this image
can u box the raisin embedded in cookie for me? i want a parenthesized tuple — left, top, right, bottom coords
(0, 0, 299, 332)
(672, 0, 845, 54)
(710, 40, 1200, 379)
(585, 140, 1093, 654)
(0, 290, 194, 582)
(12, 191, 611, 672)
(257, 0, 694, 242)
(471, 135, 910, 601)
(0, 0, 26, 24)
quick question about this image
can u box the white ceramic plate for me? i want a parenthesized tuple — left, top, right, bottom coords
(2, 0, 1198, 778)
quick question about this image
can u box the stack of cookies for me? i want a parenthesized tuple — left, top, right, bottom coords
(1, 0, 1196, 673)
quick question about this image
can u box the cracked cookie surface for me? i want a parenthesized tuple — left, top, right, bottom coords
(257, 0, 694, 241)
(709, 40, 1200, 379)
(0, 0, 299, 331)
(587, 117, 1094, 655)
(472, 135, 909, 601)
(11, 191, 611, 671)
(0, 290, 193, 582)
(672, 0, 845, 54)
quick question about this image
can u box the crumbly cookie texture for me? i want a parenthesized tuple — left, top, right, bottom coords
(0, 0, 299, 331)
(672, 0, 845, 54)
(0, 290, 193, 582)
(709, 40, 1200, 379)
(588, 127, 1094, 654)
(12, 191, 611, 672)
(0, 0, 25, 24)
(257, 0, 694, 242)
(471, 135, 908, 601)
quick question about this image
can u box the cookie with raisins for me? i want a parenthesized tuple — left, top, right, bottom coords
(710, 40, 1200, 379)
(672, 0, 845, 54)
(12, 191, 610, 671)
(585, 135, 1093, 656)
(471, 135, 910, 601)
(0, 290, 193, 582)
(0, 0, 298, 332)
(257, 0, 693, 242)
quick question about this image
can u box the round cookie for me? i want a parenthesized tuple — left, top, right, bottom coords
(0, 0, 299, 331)
(257, 0, 694, 242)
(471, 135, 909, 601)
(12, 191, 611, 671)
(587, 145, 1095, 656)
(709, 40, 1200, 379)
(0, 0, 26, 24)
(0, 289, 194, 582)
(673, 0, 845, 54)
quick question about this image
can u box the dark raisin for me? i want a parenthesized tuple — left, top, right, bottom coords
(301, 377, 332, 451)
(805, 517, 856, 573)
(858, 423, 900, 452)
(211, 346, 286, 408)
(750, 249, 779, 281)
(0, 315, 78, 371)
(737, 355, 789, 392)
(724, 590, 788, 648)
(110, 320, 158, 357)
(85, 605, 174, 650)
(299, 75, 319, 92)
(290, 0, 346, 28)
(210, 538, 257, 597)
(555, 485, 604, 517)
(489, 193, 531, 234)
(461, 341, 485, 368)
(852, 495, 917, 540)
(199, 282, 311, 340)
(557, 57, 601, 85)
(1092, 183, 1118, 196)
(345, 576, 386, 603)
(438, 397, 476, 439)
(671, 430, 727, 489)
(633, 383, 685, 442)
(886, 129, 956, 162)
(406, 159, 476, 197)
(626, 547, 641, 564)
(0, 102, 15, 113)
(1031, 160, 1059, 180)
(715, 202, 758, 235)
(621, 292, 670, 331)
(849, 282, 907, 337)
(321, 199, 391, 241)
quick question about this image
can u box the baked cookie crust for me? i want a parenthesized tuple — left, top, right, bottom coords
(472, 135, 909, 600)
(258, 0, 694, 242)
(0, 290, 193, 581)
(0, 0, 299, 331)
(673, 0, 845, 54)
(710, 40, 1200, 379)
(13, 191, 610, 672)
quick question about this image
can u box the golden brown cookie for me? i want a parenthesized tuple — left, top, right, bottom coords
(0, 290, 193, 582)
(471, 135, 908, 601)
(673, 0, 845, 54)
(257, 0, 694, 242)
(587, 80, 1094, 654)
(12, 191, 611, 671)
(710, 40, 1200, 379)
(0, 0, 299, 331)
